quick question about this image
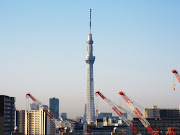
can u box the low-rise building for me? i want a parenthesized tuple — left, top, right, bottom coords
(132, 118, 180, 135)
(144, 105, 179, 119)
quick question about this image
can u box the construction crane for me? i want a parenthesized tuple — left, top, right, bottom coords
(166, 127, 176, 135)
(119, 91, 160, 135)
(26, 93, 69, 132)
(172, 69, 180, 83)
(95, 91, 141, 135)
(172, 69, 180, 90)
(85, 129, 91, 135)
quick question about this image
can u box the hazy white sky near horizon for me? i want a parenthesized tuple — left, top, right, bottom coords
(0, 0, 180, 119)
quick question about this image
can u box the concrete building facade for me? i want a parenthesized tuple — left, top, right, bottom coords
(49, 97, 59, 135)
(25, 109, 48, 135)
(30, 103, 39, 110)
(0, 95, 15, 135)
(49, 97, 59, 119)
(132, 106, 180, 134)
(132, 118, 180, 135)
(144, 105, 180, 119)
(15, 110, 25, 134)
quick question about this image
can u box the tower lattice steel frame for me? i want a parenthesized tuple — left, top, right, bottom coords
(84, 9, 95, 124)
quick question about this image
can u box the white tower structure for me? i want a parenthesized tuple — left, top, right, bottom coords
(84, 9, 95, 124)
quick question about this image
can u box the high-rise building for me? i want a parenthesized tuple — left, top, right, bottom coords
(84, 9, 96, 124)
(49, 98, 59, 135)
(25, 109, 48, 135)
(15, 110, 25, 134)
(30, 102, 39, 110)
(61, 113, 67, 120)
(49, 97, 59, 119)
(0, 95, 15, 135)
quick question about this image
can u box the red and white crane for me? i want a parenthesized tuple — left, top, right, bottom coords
(95, 91, 141, 135)
(172, 69, 180, 83)
(26, 93, 66, 131)
(166, 127, 176, 135)
(119, 91, 159, 135)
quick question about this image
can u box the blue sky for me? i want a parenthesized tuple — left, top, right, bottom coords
(0, 1, 180, 118)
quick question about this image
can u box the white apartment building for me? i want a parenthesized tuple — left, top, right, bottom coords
(25, 109, 48, 135)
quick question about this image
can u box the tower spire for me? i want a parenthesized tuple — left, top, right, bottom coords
(89, 9, 91, 34)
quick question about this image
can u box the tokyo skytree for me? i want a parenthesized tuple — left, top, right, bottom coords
(84, 9, 95, 124)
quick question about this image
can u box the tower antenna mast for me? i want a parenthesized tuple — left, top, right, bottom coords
(89, 9, 91, 34)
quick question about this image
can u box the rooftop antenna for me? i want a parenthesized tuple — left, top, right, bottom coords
(89, 9, 92, 34)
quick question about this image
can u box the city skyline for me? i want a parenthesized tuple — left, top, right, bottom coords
(0, 1, 180, 118)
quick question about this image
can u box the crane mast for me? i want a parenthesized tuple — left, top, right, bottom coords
(26, 93, 64, 130)
(95, 91, 141, 135)
(172, 69, 180, 83)
(119, 91, 159, 135)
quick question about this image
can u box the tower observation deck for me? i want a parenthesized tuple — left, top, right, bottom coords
(84, 9, 95, 124)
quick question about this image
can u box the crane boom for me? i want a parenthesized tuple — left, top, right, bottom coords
(95, 91, 141, 135)
(119, 91, 159, 135)
(26, 93, 63, 129)
(172, 69, 180, 83)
